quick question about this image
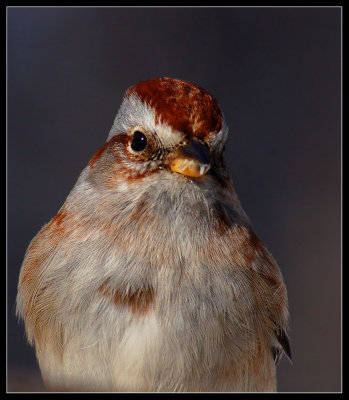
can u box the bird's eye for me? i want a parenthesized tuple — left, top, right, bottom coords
(131, 131, 147, 152)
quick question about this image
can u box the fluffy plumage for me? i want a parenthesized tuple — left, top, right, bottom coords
(17, 77, 290, 392)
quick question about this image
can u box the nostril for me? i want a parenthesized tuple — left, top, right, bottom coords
(178, 138, 190, 147)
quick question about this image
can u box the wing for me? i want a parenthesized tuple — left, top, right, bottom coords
(243, 228, 291, 366)
(272, 328, 292, 365)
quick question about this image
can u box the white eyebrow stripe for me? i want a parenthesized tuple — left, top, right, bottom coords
(108, 93, 184, 148)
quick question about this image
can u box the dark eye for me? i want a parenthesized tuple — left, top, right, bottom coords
(131, 131, 147, 152)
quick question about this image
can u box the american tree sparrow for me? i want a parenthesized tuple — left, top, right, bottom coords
(17, 77, 291, 392)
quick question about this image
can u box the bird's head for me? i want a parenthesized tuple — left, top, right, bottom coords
(88, 77, 229, 187)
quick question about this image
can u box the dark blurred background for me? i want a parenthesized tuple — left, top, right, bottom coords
(7, 7, 341, 392)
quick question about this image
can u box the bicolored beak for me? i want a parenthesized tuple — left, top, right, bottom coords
(168, 138, 210, 178)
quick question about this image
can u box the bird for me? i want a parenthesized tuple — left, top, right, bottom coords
(17, 77, 291, 392)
